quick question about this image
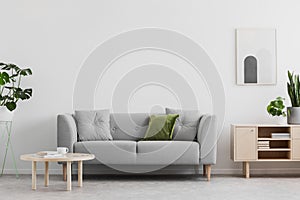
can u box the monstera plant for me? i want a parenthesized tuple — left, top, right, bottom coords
(0, 63, 33, 112)
(267, 97, 286, 117)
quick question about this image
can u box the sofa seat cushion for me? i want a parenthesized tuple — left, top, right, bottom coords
(137, 141, 199, 165)
(74, 141, 136, 165)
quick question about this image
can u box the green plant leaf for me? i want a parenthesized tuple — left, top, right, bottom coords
(20, 68, 32, 76)
(2, 64, 20, 72)
(287, 70, 300, 107)
(0, 72, 10, 85)
(24, 88, 33, 96)
(14, 88, 32, 100)
(5, 102, 16, 111)
(276, 96, 285, 100)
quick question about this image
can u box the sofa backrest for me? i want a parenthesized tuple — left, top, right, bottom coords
(110, 113, 158, 141)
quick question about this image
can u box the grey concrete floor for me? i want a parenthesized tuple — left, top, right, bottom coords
(1, 174, 300, 200)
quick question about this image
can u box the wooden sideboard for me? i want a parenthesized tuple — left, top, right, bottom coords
(231, 124, 300, 178)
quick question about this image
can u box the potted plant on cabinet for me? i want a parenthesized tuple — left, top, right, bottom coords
(0, 63, 33, 121)
(267, 96, 286, 124)
(287, 70, 300, 124)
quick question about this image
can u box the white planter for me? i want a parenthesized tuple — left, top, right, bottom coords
(287, 107, 300, 124)
(0, 107, 14, 121)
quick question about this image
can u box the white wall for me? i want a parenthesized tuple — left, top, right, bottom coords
(1, 0, 300, 174)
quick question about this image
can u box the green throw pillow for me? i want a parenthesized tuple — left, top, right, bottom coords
(143, 114, 179, 140)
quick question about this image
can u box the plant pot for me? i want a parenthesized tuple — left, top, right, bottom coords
(287, 107, 300, 124)
(0, 107, 14, 121)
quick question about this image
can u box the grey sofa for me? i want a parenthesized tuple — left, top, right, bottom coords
(57, 113, 217, 181)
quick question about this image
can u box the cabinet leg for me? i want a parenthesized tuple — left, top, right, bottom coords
(243, 162, 250, 178)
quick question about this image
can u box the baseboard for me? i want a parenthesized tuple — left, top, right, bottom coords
(4, 167, 300, 175)
(211, 168, 300, 175)
(2, 169, 62, 175)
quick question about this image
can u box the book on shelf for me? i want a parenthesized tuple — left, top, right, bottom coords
(258, 147, 270, 149)
(257, 141, 270, 146)
(257, 140, 270, 149)
(258, 141, 269, 144)
(271, 133, 290, 139)
(35, 151, 65, 158)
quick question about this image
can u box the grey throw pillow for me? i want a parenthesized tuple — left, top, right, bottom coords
(75, 110, 112, 141)
(165, 108, 202, 141)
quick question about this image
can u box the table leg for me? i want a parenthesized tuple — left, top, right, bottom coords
(67, 161, 72, 191)
(63, 163, 67, 181)
(44, 161, 49, 187)
(32, 161, 36, 190)
(78, 161, 83, 187)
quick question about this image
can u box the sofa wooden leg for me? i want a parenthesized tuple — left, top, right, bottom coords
(205, 165, 211, 181)
(63, 163, 67, 181)
(203, 165, 206, 176)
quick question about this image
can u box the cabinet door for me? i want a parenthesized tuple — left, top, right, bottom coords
(292, 127, 300, 160)
(292, 140, 300, 160)
(235, 127, 257, 161)
(292, 127, 300, 139)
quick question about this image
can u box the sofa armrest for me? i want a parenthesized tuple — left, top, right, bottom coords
(197, 114, 218, 165)
(57, 114, 77, 153)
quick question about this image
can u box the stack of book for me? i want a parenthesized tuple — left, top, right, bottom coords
(257, 141, 270, 149)
(271, 133, 290, 139)
(35, 151, 64, 158)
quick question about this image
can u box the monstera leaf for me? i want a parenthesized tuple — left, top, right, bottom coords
(14, 88, 32, 100)
(0, 72, 10, 85)
(5, 102, 16, 111)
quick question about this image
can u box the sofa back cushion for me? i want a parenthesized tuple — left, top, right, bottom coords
(142, 114, 179, 141)
(166, 108, 202, 141)
(75, 110, 112, 141)
(110, 113, 155, 141)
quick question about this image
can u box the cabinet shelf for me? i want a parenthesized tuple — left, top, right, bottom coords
(257, 148, 291, 151)
(257, 138, 291, 141)
(257, 158, 291, 161)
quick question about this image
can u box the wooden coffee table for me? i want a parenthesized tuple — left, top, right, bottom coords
(20, 153, 95, 191)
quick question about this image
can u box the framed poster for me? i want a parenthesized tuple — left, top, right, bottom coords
(236, 28, 277, 85)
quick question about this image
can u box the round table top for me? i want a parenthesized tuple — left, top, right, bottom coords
(20, 153, 95, 162)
